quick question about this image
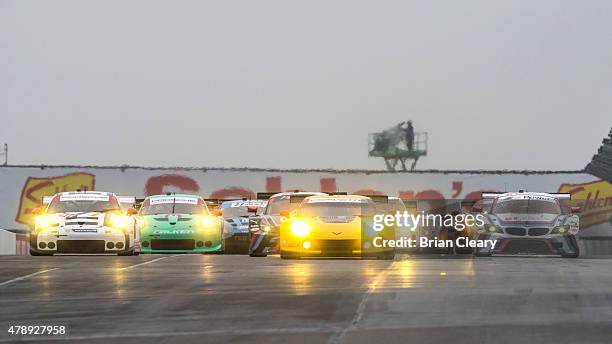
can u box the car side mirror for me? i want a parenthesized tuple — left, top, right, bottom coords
(279, 210, 290, 217)
(32, 208, 43, 216)
(126, 207, 137, 216)
(571, 206, 581, 214)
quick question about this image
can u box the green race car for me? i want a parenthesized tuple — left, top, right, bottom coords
(137, 194, 223, 253)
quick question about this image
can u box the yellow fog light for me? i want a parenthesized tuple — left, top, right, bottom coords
(303, 241, 311, 249)
(290, 220, 310, 237)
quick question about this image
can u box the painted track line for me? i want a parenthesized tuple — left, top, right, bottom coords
(328, 260, 397, 344)
(0, 268, 59, 287)
(118, 255, 181, 271)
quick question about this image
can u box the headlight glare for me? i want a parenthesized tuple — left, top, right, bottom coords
(38, 216, 51, 228)
(290, 220, 310, 237)
(201, 217, 214, 227)
(111, 216, 125, 229)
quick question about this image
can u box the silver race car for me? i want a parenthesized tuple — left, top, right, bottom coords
(473, 191, 580, 257)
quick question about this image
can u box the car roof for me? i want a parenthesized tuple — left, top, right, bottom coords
(496, 192, 558, 202)
(57, 191, 113, 196)
(147, 193, 200, 199)
(269, 191, 327, 198)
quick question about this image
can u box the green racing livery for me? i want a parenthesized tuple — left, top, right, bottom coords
(137, 194, 223, 253)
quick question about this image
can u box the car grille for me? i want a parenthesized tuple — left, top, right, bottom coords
(319, 216, 355, 223)
(503, 240, 552, 254)
(151, 239, 195, 250)
(319, 240, 359, 253)
(66, 219, 99, 226)
(57, 240, 106, 253)
(528, 228, 549, 236)
(505, 227, 526, 236)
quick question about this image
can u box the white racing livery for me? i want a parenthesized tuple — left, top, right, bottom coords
(31, 191, 138, 256)
(473, 191, 580, 257)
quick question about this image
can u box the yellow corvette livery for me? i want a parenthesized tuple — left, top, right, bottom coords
(279, 195, 395, 259)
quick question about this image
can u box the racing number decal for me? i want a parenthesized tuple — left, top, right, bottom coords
(15, 172, 96, 228)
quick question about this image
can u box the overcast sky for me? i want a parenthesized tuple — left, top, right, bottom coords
(1, 0, 611, 170)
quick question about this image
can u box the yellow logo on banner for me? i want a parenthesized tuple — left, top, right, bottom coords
(15, 173, 96, 228)
(558, 180, 612, 228)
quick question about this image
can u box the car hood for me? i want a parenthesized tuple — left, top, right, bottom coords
(142, 214, 200, 230)
(488, 213, 565, 227)
(54, 212, 109, 227)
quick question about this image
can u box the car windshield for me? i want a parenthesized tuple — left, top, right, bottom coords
(265, 197, 299, 215)
(221, 201, 267, 218)
(491, 199, 561, 215)
(47, 199, 122, 214)
(140, 203, 208, 215)
(298, 201, 377, 217)
(378, 199, 406, 213)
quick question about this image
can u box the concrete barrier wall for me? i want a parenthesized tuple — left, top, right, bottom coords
(0, 229, 16, 255)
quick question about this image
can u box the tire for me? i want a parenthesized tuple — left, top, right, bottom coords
(561, 251, 579, 258)
(473, 251, 492, 257)
(30, 249, 53, 256)
(118, 249, 135, 256)
(378, 251, 395, 260)
(249, 252, 267, 257)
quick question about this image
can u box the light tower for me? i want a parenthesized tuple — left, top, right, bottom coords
(368, 123, 427, 171)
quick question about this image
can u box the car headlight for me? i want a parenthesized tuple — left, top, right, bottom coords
(201, 217, 214, 227)
(290, 220, 310, 237)
(38, 216, 51, 229)
(486, 225, 502, 233)
(105, 214, 127, 230)
(552, 225, 570, 234)
(136, 217, 146, 228)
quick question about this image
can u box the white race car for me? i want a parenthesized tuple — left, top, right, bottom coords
(31, 191, 138, 256)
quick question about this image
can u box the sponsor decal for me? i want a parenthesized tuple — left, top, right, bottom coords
(228, 200, 267, 208)
(59, 193, 109, 202)
(559, 180, 612, 228)
(153, 229, 194, 234)
(15, 173, 96, 228)
(307, 197, 368, 203)
(150, 197, 198, 205)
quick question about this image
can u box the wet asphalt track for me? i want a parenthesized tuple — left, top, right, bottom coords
(1, 254, 612, 344)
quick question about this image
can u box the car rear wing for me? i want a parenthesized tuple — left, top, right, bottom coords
(256, 192, 277, 200)
(368, 195, 389, 204)
(289, 195, 311, 203)
(482, 192, 571, 200)
(116, 196, 136, 205)
(204, 199, 222, 207)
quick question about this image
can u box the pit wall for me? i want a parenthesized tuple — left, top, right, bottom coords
(1, 166, 610, 255)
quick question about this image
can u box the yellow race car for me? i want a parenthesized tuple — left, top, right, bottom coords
(279, 195, 395, 259)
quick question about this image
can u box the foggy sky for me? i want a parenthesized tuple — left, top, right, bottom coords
(1, 0, 611, 171)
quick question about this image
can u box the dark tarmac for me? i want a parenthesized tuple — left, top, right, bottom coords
(1, 254, 612, 344)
